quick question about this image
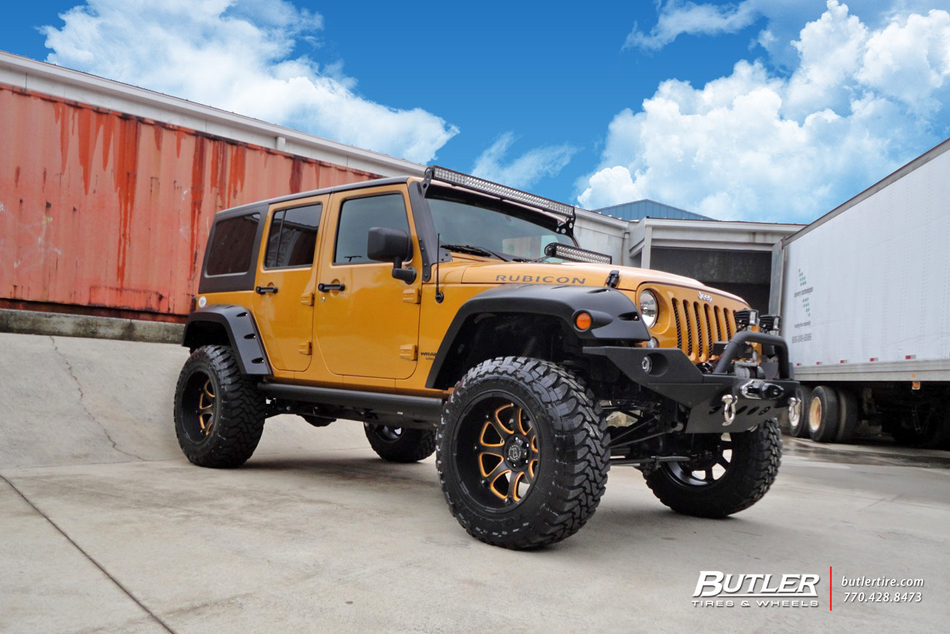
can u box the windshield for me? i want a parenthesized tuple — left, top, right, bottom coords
(427, 195, 574, 260)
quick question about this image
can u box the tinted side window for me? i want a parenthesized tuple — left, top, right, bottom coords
(334, 194, 410, 264)
(264, 204, 322, 269)
(206, 213, 260, 276)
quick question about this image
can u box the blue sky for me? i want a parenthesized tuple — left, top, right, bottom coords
(3, 1, 950, 223)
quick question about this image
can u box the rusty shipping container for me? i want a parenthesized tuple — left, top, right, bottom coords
(0, 82, 380, 321)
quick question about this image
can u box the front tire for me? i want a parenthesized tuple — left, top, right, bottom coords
(174, 345, 265, 468)
(644, 420, 781, 518)
(437, 357, 609, 550)
(364, 425, 436, 463)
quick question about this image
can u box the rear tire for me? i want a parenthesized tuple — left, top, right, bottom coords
(437, 357, 608, 550)
(807, 386, 840, 443)
(644, 420, 781, 518)
(364, 425, 436, 463)
(174, 345, 265, 468)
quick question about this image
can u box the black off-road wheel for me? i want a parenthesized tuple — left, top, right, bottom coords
(644, 420, 781, 518)
(174, 345, 266, 468)
(364, 425, 436, 463)
(437, 357, 609, 550)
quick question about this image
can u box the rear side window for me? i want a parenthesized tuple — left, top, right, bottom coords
(334, 194, 410, 264)
(206, 213, 260, 276)
(264, 204, 322, 269)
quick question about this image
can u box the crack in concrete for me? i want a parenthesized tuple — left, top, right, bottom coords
(48, 336, 144, 462)
(0, 473, 177, 634)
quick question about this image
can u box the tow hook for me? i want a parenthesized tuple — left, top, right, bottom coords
(722, 394, 737, 426)
(787, 396, 801, 427)
(739, 379, 784, 400)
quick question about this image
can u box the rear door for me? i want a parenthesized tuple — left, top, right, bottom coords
(314, 185, 421, 379)
(252, 198, 325, 373)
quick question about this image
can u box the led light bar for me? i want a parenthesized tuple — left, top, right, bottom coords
(424, 165, 575, 225)
(544, 243, 612, 265)
(759, 314, 781, 334)
(735, 309, 760, 329)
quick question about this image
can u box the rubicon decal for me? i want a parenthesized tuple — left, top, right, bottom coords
(495, 274, 587, 284)
(692, 571, 821, 608)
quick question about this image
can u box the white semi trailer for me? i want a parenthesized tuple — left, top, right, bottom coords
(770, 139, 950, 447)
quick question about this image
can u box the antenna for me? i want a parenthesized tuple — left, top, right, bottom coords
(435, 233, 444, 303)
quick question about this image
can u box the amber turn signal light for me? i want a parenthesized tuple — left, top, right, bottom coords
(574, 311, 592, 331)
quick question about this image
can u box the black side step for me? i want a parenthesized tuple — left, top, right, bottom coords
(258, 383, 444, 422)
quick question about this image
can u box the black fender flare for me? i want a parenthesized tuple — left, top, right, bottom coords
(181, 305, 271, 376)
(425, 284, 649, 389)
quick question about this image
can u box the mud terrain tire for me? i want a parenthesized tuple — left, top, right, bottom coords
(174, 345, 265, 468)
(644, 420, 781, 518)
(437, 357, 609, 550)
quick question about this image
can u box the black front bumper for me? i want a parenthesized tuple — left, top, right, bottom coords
(585, 331, 799, 434)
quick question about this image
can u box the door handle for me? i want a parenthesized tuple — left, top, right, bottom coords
(255, 285, 279, 295)
(317, 282, 346, 292)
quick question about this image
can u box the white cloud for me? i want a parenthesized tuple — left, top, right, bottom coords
(783, 0, 867, 118)
(41, 0, 458, 163)
(625, 0, 762, 51)
(624, 1, 940, 65)
(858, 9, 950, 114)
(581, 1, 950, 222)
(471, 133, 577, 190)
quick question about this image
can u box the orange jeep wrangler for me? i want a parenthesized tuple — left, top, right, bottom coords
(174, 167, 799, 549)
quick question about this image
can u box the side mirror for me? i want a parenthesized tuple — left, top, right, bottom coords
(367, 227, 416, 283)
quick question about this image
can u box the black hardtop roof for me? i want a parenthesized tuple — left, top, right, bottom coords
(212, 176, 411, 220)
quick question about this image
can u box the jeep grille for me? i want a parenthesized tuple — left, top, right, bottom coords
(671, 298, 738, 362)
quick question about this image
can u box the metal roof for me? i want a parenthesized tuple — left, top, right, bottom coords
(591, 199, 713, 222)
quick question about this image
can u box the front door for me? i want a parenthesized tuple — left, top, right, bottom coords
(314, 186, 421, 380)
(253, 199, 324, 373)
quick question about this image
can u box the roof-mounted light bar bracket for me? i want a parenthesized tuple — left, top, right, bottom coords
(423, 165, 576, 230)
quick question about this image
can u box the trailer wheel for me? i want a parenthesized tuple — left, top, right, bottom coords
(835, 388, 859, 443)
(644, 420, 781, 518)
(789, 386, 811, 438)
(807, 386, 839, 443)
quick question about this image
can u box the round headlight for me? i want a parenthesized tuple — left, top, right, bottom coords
(639, 290, 658, 328)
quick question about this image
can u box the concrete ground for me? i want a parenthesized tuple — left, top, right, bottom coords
(1, 332, 947, 633)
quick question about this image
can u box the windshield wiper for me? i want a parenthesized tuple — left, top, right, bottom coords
(441, 243, 511, 262)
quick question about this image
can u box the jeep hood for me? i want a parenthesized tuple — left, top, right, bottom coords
(457, 261, 744, 303)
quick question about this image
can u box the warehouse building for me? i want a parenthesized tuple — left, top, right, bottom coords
(574, 209, 802, 313)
